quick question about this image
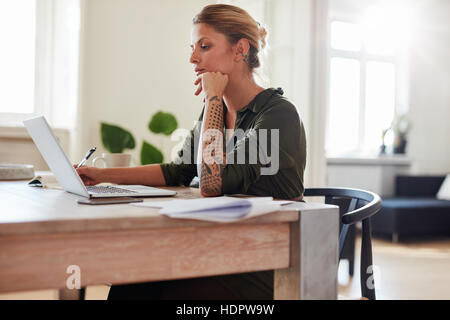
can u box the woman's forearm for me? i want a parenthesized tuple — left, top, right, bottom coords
(200, 94, 227, 196)
(102, 164, 166, 186)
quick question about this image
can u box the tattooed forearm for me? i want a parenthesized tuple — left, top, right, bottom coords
(200, 95, 227, 196)
(207, 95, 220, 102)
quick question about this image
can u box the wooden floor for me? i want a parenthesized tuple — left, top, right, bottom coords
(1, 235, 449, 300)
(338, 235, 450, 300)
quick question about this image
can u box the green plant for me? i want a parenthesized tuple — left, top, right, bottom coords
(148, 111, 178, 135)
(381, 128, 389, 144)
(390, 113, 411, 154)
(141, 111, 178, 165)
(100, 111, 178, 165)
(391, 113, 411, 139)
(100, 123, 136, 153)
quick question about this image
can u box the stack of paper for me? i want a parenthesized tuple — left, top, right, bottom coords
(132, 196, 291, 222)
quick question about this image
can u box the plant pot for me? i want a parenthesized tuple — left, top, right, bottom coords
(379, 144, 386, 155)
(393, 137, 407, 154)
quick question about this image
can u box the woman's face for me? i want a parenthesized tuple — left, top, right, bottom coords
(190, 23, 236, 77)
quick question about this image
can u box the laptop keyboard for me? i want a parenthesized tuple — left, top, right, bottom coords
(86, 185, 137, 194)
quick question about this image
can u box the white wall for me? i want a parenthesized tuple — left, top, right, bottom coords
(74, 0, 212, 164)
(408, 0, 450, 174)
(74, 0, 322, 186)
(324, 0, 450, 176)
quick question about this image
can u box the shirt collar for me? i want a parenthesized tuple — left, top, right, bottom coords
(237, 87, 284, 114)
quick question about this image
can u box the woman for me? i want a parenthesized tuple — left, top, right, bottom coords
(78, 4, 306, 299)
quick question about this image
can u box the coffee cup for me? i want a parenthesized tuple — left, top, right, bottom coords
(92, 153, 131, 168)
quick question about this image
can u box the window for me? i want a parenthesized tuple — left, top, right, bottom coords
(325, 4, 412, 157)
(0, 0, 36, 115)
(0, 0, 80, 128)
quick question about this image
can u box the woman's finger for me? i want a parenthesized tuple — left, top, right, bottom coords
(76, 167, 87, 176)
(194, 81, 202, 96)
(79, 174, 95, 186)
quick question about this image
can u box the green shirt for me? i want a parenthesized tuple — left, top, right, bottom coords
(158, 88, 307, 299)
(160, 87, 307, 200)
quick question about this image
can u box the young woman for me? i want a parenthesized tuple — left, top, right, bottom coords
(78, 4, 307, 299)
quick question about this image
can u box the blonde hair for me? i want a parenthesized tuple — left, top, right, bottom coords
(193, 4, 268, 72)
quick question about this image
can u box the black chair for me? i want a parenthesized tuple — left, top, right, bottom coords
(303, 188, 382, 300)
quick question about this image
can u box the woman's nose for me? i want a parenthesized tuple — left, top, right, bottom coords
(190, 50, 199, 64)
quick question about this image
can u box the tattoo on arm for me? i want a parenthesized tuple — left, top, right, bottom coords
(201, 97, 227, 195)
(206, 95, 220, 103)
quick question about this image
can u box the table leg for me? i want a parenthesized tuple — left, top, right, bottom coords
(58, 288, 84, 300)
(274, 207, 339, 299)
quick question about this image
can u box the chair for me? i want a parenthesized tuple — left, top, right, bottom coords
(303, 187, 382, 300)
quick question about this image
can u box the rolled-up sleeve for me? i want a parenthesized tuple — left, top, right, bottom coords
(160, 109, 204, 187)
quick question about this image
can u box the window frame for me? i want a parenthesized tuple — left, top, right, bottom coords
(325, 15, 408, 156)
(0, 0, 80, 128)
(0, 0, 46, 125)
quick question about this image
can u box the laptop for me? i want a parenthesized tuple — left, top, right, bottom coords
(23, 116, 176, 198)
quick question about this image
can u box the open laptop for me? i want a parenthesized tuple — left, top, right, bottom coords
(23, 116, 176, 198)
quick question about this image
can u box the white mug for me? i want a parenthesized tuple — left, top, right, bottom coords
(92, 153, 131, 168)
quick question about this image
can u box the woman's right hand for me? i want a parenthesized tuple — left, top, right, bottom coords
(74, 165, 104, 186)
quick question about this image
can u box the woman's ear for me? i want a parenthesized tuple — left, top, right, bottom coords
(234, 38, 250, 62)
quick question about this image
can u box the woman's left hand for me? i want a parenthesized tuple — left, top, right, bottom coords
(194, 72, 228, 98)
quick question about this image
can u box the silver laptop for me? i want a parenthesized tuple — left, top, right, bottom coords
(23, 116, 176, 198)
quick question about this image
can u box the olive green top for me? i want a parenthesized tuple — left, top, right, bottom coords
(160, 87, 307, 200)
(159, 88, 307, 299)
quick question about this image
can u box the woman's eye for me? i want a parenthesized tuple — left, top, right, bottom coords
(200, 45, 210, 50)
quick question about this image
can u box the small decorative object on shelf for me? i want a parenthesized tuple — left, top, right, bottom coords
(380, 113, 411, 155)
(392, 113, 411, 154)
(379, 128, 389, 155)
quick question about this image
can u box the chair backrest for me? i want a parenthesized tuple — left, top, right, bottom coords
(304, 187, 382, 300)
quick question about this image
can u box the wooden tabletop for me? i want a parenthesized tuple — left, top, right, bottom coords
(0, 179, 339, 299)
(0, 180, 301, 236)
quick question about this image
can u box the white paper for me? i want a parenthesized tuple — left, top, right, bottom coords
(132, 196, 284, 222)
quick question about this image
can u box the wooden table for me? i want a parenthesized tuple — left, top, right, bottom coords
(0, 180, 339, 299)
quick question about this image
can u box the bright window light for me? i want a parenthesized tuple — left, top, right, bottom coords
(331, 21, 362, 51)
(364, 61, 396, 153)
(0, 0, 36, 114)
(363, 5, 415, 55)
(326, 3, 412, 157)
(327, 58, 360, 154)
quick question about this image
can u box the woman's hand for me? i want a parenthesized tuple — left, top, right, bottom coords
(194, 72, 228, 98)
(74, 165, 104, 186)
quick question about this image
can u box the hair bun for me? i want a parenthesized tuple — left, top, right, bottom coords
(194, 4, 268, 72)
(258, 25, 267, 50)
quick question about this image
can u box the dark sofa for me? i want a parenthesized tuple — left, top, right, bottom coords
(370, 175, 450, 242)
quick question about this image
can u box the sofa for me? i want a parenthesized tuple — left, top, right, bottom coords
(370, 175, 450, 242)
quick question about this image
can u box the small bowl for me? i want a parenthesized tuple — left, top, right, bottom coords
(0, 164, 35, 180)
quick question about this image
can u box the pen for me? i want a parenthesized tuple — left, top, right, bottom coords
(77, 147, 96, 168)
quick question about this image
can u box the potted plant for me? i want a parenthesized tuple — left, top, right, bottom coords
(100, 111, 178, 165)
(379, 128, 389, 155)
(141, 111, 178, 164)
(100, 123, 136, 153)
(391, 113, 411, 154)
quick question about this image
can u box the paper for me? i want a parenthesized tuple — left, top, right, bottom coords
(132, 196, 290, 222)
